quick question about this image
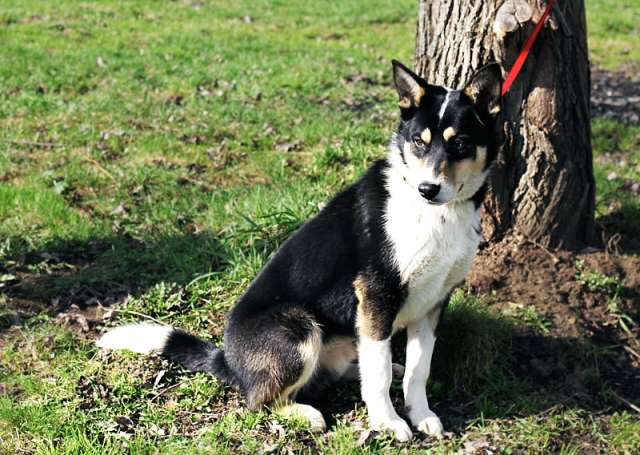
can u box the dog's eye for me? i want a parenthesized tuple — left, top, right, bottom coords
(412, 135, 425, 147)
(452, 136, 472, 152)
(453, 137, 468, 148)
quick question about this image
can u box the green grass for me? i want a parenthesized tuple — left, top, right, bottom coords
(586, 0, 640, 70)
(592, 119, 640, 226)
(1, 1, 640, 453)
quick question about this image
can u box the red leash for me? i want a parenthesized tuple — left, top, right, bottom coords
(501, 0, 557, 97)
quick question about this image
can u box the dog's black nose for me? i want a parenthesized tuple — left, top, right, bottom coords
(418, 182, 440, 201)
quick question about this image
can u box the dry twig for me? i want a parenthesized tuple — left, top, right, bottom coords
(111, 308, 170, 326)
(1, 139, 63, 148)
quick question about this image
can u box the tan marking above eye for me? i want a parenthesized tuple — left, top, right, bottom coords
(443, 127, 456, 141)
(420, 128, 432, 144)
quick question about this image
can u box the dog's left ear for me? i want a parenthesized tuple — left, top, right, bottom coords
(392, 60, 426, 109)
(463, 63, 502, 121)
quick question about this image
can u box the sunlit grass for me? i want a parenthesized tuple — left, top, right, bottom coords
(1, 0, 639, 453)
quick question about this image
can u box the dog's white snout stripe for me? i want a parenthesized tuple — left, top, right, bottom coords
(438, 89, 452, 120)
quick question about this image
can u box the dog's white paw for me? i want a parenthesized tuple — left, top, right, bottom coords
(415, 414, 444, 438)
(370, 416, 413, 442)
(406, 405, 444, 438)
(305, 408, 327, 432)
(276, 403, 326, 432)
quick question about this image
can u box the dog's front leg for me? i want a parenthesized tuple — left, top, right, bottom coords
(403, 314, 443, 437)
(355, 274, 412, 441)
(358, 335, 413, 441)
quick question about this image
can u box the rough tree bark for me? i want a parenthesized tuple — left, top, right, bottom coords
(414, 0, 596, 250)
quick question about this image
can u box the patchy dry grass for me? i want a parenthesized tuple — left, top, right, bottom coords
(1, 0, 639, 453)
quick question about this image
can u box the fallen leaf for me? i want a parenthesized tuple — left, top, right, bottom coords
(276, 141, 301, 153)
(115, 416, 134, 431)
(110, 202, 128, 216)
(356, 429, 373, 447)
(267, 420, 286, 438)
(460, 438, 493, 455)
(260, 442, 279, 454)
(153, 370, 166, 389)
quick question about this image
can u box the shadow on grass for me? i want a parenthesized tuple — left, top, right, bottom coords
(310, 296, 640, 433)
(0, 232, 228, 332)
(2, 228, 638, 436)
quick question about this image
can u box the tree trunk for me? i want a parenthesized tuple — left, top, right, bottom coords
(414, 0, 596, 250)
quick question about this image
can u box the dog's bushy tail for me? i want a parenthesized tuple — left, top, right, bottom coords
(96, 323, 236, 386)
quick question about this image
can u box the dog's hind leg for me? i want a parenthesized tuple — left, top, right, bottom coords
(270, 315, 327, 431)
(273, 320, 326, 431)
(226, 307, 326, 431)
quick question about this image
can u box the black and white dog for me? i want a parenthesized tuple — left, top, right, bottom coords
(97, 60, 501, 441)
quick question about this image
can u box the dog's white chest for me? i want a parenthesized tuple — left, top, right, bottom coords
(384, 184, 481, 331)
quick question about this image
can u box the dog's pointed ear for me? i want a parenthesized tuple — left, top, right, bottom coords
(392, 60, 426, 109)
(463, 63, 502, 121)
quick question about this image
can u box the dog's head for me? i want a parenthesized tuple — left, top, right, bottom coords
(390, 60, 502, 205)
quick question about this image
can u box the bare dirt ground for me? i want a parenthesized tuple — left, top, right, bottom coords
(464, 60, 640, 416)
(591, 65, 640, 124)
(469, 237, 640, 392)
